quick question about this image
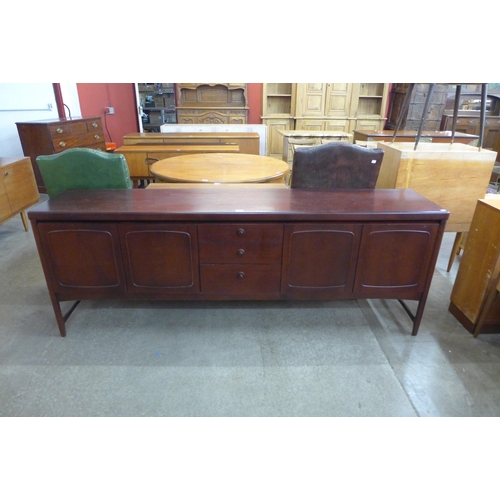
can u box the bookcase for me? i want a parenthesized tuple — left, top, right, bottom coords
(261, 83, 296, 157)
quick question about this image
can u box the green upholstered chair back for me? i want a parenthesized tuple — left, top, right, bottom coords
(36, 148, 133, 198)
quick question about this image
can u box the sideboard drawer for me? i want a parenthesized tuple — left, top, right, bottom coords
(200, 264, 281, 294)
(198, 223, 283, 264)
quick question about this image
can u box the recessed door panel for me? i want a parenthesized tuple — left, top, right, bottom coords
(282, 223, 361, 298)
(120, 223, 199, 293)
(355, 223, 438, 299)
(39, 222, 126, 292)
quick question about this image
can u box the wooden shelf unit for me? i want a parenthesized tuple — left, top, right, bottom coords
(261, 83, 297, 157)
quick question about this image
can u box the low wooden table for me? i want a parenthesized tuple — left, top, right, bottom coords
(150, 153, 289, 184)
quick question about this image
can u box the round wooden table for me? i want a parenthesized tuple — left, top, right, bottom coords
(149, 153, 290, 184)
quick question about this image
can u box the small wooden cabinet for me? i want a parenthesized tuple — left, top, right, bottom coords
(0, 157, 39, 231)
(375, 142, 497, 233)
(16, 117, 106, 191)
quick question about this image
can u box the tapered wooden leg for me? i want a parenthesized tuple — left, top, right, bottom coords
(447, 232, 463, 272)
(20, 211, 29, 231)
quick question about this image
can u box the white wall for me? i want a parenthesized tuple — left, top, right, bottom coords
(0, 83, 80, 158)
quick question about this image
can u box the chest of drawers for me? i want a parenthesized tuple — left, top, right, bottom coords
(28, 187, 449, 337)
(16, 117, 106, 191)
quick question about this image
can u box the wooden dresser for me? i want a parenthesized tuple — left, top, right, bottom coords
(0, 157, 40, 231)
(28, 187, 448, 337)
(16, 117, 106, 191)
(176, 83, 248, 124)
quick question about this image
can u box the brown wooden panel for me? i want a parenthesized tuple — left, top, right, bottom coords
(119, 223, 199, 293)
(38, 222, 126, 292)
(354, 223, 438, 298)
(198, 223, 283, 264)
(200, 264, 281, 294)
(282, 223, 361, 298)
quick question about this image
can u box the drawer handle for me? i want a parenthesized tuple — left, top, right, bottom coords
(56, 127, 63, 134)
(236, 272, 245, 280)
(236, 228, 245, 236)
(237, 248, 245, 256)
(94, 134, 100, 139)
(59, 141, 66, 147)
(4, 171, 9, 177)
(92, 122, 98, 128)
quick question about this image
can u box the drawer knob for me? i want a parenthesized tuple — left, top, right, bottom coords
(92, 122, 98, 128)
(94, 134, 100, 139)
(56, 127, 63, 134)
(236, 271, 245, 280)
(59, 141, 66, 147)
(236, 228, 245, 236)
(237, 248, 245, 256)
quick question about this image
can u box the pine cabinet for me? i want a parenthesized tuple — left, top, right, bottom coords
(295, 83, 389, 133)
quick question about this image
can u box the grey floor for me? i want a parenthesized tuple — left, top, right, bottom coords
(2, 195, 500, 417)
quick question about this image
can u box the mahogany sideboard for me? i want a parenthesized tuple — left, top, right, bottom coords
(28, 187, 449, 337)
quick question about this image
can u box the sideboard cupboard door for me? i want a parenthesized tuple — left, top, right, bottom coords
(354, 223, 439, 299)
(282, 223, 361, 299)
(119, 223, 199, 294)
(37, 222, 127, 296)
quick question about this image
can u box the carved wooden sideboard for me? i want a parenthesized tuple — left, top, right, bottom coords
(28, 187, 448, 337)
(176, 83, 248, 124)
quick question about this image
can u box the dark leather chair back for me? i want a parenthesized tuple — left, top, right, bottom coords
(290, 142, 384, 190)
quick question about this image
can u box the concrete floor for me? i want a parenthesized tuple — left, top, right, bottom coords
(2, 195, 500, 417)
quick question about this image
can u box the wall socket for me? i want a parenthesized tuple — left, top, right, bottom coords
(104, 107, 115, 115)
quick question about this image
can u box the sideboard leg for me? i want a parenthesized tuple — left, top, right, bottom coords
(49, 296, 81, 337)
(398, 299, 425, 336)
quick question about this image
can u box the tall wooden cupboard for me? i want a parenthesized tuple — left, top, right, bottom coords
(262, 83, 389, 156)
(294, 83, 389, 133)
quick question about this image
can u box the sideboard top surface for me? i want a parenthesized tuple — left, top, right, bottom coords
(28, 188, 450, 223)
